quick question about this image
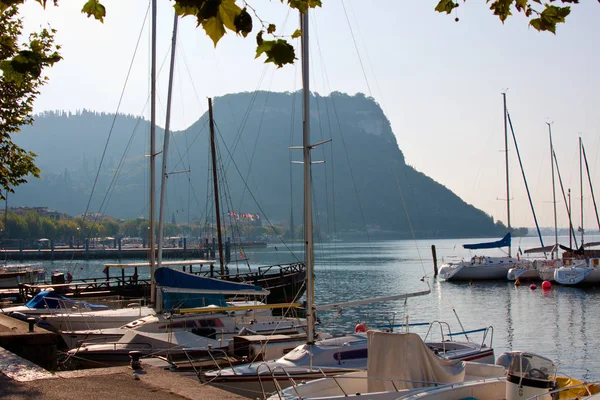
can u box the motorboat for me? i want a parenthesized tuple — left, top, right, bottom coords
(266, 331, 505, 400)
(60, 301, 306, 349)
(0, 290, 109, 316)
(389, 351, 588, 400)
(200, 322, 495, 399)
(62, 310, 307, 368)
(0, 263, 45, 288)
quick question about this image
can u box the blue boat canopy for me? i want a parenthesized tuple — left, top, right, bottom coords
(463, 233, 511, 250)
(154, 267, 269, 310)
(24, 290, 109, 311)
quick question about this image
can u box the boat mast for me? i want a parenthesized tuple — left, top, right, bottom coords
(156, 12, 179, 312)
(581, 140, 600, 232)
(547, 123, 558, 259)
(301, 9, 315, 345)
(149, 0, 157, 305)
(208, 98, 225, 276)
(502, 93, 511, 257)
(579, 136, 584, 248)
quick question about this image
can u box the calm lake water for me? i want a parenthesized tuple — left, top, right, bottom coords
(33, 234, 600, 380)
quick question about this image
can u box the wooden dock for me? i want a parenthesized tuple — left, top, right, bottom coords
(0, 247, 212, 261)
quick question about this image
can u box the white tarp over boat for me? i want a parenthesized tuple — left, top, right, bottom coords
(367, 331, 465, 393)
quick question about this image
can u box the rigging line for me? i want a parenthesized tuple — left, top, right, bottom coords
(234, 73, 277, 215)
(289, 66, 299, 242)
(311, 20, 339, 243)
(552, 148, 579, 248)
(80, 3, 150, 226)
(391, 162, 428, 278)
(581, 141, 600, 231)
(506, 111, 545, 251)
(327, 95, 374, 253)
(91, 23, 173, 230)
(339, 0, 372, 97)
(96, 92, 154, 219)
(223, 69, 270, 177)
(340, 0, 388, 113)
(213, 120, 300, 261)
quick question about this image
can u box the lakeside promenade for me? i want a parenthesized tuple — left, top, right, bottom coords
(0, 351, 246, 400)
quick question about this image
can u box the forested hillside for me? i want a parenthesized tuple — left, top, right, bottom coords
(11, 91, 510, 239)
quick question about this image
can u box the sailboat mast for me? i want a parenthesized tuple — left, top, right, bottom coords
(157, 13, 179, 311)
(149, 0, 157, 305)
(581, 140, 600, 231)
(301, 9, 315, 345)
(208, 98, 225, 275)
(547, 123, 558, 259)
(579, 136, 584, 248)
(502, 93, 511, 257)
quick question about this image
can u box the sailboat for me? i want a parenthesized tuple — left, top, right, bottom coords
(554, 137, 600, 286)
(439, 94, 530, 281)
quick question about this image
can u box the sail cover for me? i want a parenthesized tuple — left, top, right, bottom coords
(463, 233, 511, 250)
(155, 267, 268, 295)
(155, 267, 269, 310)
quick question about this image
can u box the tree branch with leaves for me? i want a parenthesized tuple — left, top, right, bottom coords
(0, 3, 61, 200)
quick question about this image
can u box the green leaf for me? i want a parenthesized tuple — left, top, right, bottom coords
(202, 16, 226, 46)
(291, 29, 302, 39)
(218, 0, 241, 31)
(255, 38, 295, 68)
(234, 8, 252, 37)
(285, 0, 322, 13)
(529, 4, 571, 34)
(81, 0, 106, 23)
(435, 0, 458, 14)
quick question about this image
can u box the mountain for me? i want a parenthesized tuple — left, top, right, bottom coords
(11, 91, 507, 238)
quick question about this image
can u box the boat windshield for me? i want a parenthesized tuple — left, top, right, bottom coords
(507, 352, 557, 381)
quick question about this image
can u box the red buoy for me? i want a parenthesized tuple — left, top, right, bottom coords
(530, 284, 537, 290)
(542, 281, 552, 290)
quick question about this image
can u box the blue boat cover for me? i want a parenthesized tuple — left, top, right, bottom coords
(155, 267, 265, 310)
(154, 267, 264, 293)
(24, 290, 109, 311)
(463, 233, 511, 250)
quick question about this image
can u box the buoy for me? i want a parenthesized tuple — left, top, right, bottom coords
(542, 281, 552, 290)
(530, 284, 537, 290)
(514, 278, 521, 287)
(355, 322, 368, 333)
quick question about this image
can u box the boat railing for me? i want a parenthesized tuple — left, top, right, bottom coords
(19, 277, 152, 300)
(262, 364, 308, 400)
(446, 326, 494, 350)
(424, 321, 493, 353)
(198, 347, 236, 374)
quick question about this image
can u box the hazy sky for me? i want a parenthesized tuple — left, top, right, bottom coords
(20, 0, 600, 230)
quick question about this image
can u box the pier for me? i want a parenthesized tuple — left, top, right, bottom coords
(0, 246, 210, 261)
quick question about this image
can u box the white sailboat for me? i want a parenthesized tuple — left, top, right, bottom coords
(554, 137, 600, 286)
(439, 94, 529, 281)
